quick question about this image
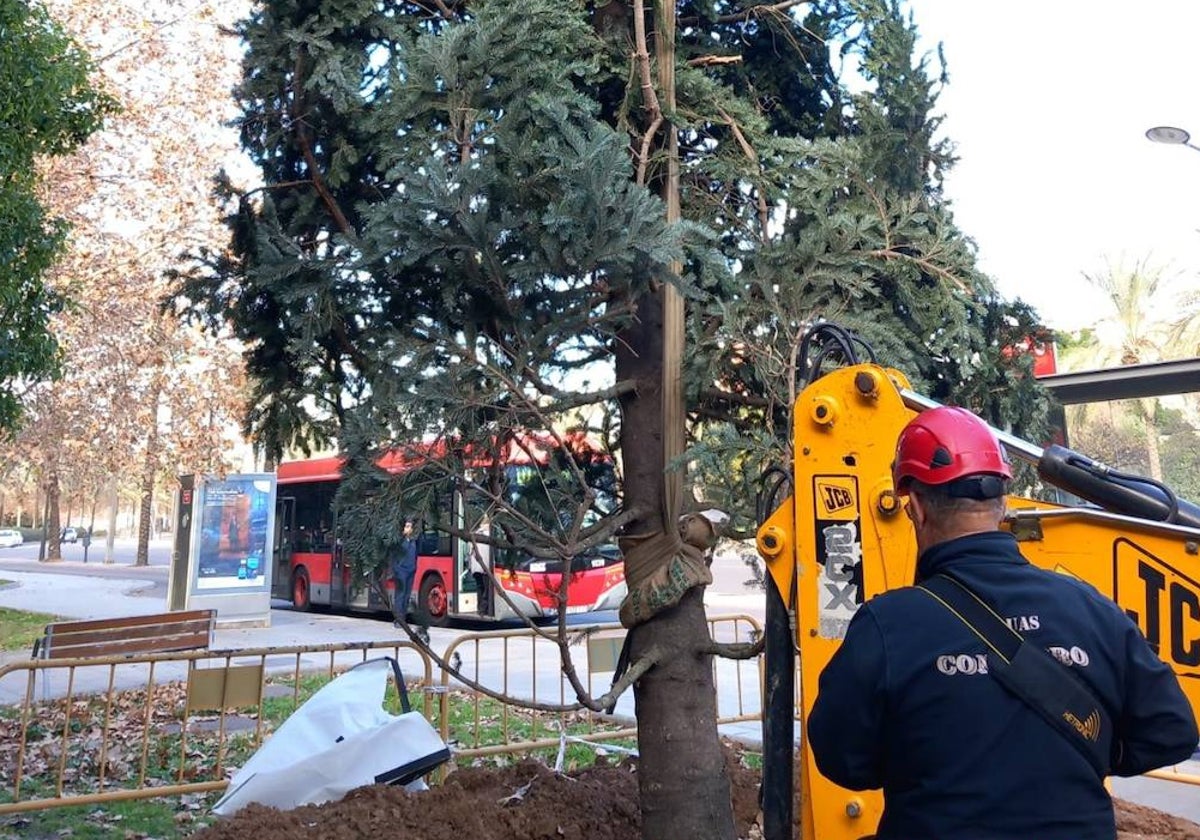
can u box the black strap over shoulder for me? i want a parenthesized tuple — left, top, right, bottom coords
(918, 574, 1112, 778)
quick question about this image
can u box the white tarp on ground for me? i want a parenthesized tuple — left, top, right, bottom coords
(213, 657, 450, 816)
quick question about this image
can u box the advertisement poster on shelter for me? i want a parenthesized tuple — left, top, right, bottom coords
(194, 476, 275, 591)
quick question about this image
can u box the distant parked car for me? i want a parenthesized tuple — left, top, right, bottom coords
(60, 527, 78, 543)
(0, 529, 23, 548)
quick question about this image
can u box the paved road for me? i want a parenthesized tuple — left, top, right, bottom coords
(0, 537, 768, 623)
(0, 533, 172, 566)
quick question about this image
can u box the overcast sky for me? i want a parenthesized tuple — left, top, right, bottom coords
(907, 1, 1200, 331)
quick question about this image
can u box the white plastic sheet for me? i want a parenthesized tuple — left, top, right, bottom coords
(213, 657, 450, 816)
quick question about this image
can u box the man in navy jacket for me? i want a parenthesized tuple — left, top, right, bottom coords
(391, 518, 418, 627)
(807, 406, 1198, 840)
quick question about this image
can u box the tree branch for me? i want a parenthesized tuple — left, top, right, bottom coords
(587, 645, 661, 712)
(392, 619, 662, 714)
(680, 0, 812, 27)
(632, 0, 664, 186)
(686, 55, 743, 68)
(392, 621, 586, 711)
(716, 106, 771, 243)
(291, 50, 355, 238)
(700, 635, 765, 660)
(867, 248, 970, 292)
(699, 386, 771, 409)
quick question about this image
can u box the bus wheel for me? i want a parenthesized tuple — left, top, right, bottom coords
(416, 575, 449, 627)
(292, 567, 312, 612)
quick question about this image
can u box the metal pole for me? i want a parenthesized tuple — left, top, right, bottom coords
(899, 389, 1045, 464)
(761, 571, 794, 840)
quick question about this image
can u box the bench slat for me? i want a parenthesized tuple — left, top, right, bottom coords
(45, 631, 214, 660)
(36, 609, 216, 660)
(46, 618, 215, 646)
(40, 610, 214, 635)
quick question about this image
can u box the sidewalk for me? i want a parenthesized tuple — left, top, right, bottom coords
(0, 568, 449, 705)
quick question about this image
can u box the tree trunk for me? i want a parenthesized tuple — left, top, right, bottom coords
(136, 448, 156, 566)
(616, 286, 735, 840)
(104, 478, 119, 563)
(1141, 399, 1163, 481)
(136, 376, 165, 566)
(43, 472, 63, 562)
(631, 586, 732, 836)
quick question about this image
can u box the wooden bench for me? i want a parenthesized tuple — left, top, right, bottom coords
(31, 610, 217, 660)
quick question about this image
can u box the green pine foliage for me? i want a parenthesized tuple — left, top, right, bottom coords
(176, 0, 1050, 556)
(0, 0, 112, 431)
(686, 3, 1051, 532)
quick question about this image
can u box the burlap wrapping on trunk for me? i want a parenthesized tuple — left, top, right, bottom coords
(618, 514, 717, 628)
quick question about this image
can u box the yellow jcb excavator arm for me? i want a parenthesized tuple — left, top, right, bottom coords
(756, 364, 1200, 840)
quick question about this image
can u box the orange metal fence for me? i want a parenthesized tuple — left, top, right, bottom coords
(0, 617, 762, 815)
(439, 614, 765, 763)
(1, 613, 1194, 819)
(0, 640, 433, 815)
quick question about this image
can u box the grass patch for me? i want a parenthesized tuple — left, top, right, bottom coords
(0, 606, 59, 653)
(0, 671, 654, 839)
(445, 692, 637, 772)
(0, 787, 219, 838)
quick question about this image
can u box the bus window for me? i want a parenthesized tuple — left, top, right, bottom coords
(418, 530, 445, 556)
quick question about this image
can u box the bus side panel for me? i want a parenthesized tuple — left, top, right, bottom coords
(294, 551, 335, 605)
(502, 564, 626, 615)
(415, 555, 453, 602)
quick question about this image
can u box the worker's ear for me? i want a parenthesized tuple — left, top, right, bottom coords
(906, 492, 929, 530)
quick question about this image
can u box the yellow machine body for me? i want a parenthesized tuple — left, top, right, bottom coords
(756, 364, 1200, 840)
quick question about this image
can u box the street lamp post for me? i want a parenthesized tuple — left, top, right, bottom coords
(1145, 125, 1200, 152)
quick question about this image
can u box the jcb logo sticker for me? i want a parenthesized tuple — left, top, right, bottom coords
(813, 475, 863, 639)
(1114, 538, 1200, 673)
(815, 477, 858, 520)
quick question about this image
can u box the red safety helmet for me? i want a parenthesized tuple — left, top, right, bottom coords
(892, 406, 1011, 496)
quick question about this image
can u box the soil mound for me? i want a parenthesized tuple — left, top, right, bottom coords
(192, 754, 1200, 840)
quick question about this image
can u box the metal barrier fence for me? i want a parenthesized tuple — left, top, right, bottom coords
(0, 640, 433, 815)
(0, 616, 761, 815)
(1, 613, 1196, 818)
(438, 614, 765, 763)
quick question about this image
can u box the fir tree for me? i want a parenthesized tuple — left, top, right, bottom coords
(176, 1, 1050, 837)
(688, 0, 1050, 527)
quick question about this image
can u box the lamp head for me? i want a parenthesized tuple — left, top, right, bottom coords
(1146, 125, 1192, 145)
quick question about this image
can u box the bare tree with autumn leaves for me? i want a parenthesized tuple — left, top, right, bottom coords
(7, 0, 252, 562)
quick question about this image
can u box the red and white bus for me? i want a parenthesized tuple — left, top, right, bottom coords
(269, 439, 626, 625)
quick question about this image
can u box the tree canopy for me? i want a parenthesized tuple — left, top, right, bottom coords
(0, 0, 112, 430)
(175, 3, 1053, 836)
(0, 0, 252, 562)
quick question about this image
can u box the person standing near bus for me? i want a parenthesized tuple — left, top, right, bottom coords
(391, 519, 418, 627)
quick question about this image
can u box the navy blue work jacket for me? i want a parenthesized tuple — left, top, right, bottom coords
(807, 531, 1198, 840)
(390, 537, 418, 577)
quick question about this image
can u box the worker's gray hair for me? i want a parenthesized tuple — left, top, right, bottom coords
(909, 479, 1006, 517)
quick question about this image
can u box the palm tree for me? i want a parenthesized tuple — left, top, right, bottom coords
(1169, 286, 1200, 357)
(1061, 256, 1182, 480)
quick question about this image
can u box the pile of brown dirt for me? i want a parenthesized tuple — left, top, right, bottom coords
(1115, 799, 1200, 840)
(192, 752, 1200, 840)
